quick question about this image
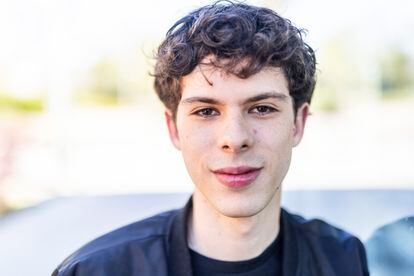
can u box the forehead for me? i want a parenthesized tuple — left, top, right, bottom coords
(180, 65, 290, 101)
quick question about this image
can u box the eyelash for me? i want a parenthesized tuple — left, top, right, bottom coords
(193, 108, 219, 117)
(192, 105, 278, 118)
(249, 105, 278, 115)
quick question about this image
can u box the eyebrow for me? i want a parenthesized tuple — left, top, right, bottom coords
(180, 91, 289, 105)
(244, 92, 289, 104)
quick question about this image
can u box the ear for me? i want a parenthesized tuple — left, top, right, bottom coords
(293, 103, 310, 147)
(165, 110, 181, 150)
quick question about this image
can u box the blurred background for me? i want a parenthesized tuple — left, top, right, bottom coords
(1, 0, 413, 212)
(0, 0, 413, 274)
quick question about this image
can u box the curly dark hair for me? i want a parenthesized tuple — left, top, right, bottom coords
(153, 0, 316, 119)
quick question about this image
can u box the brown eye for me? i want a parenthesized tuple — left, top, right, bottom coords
(250, 105, 278, 115)
(194, 108, 219, 117)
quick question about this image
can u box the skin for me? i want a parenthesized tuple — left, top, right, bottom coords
(165, 64, 309, 261)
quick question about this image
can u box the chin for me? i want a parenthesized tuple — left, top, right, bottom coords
(213, 196, 270, 218)
(220, 208, 263, 219)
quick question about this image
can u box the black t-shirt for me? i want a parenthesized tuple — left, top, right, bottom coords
(189, 232, 282, 276)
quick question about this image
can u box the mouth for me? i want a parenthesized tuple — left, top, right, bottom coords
(212, 166, 262, 188)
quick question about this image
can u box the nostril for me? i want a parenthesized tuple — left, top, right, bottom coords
(222, 143, 249, 152)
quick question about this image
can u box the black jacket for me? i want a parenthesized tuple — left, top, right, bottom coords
(53, 198, 369, 276)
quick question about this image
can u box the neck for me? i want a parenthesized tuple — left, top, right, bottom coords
(188, 189, 281, 261)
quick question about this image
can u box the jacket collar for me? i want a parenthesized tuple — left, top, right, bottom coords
(168, 197, 303, 276)
(280, 208, 303, 276)
(168, 196, 194, 276)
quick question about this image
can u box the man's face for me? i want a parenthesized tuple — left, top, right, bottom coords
(166, 65, 308, 218)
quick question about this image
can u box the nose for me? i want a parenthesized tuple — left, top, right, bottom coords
(218, 112, 254, 154)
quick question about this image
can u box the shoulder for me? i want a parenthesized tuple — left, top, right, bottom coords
(53, 209, 178, 275)
(282, 208, 369, 275)
(283, 209, 358, 244)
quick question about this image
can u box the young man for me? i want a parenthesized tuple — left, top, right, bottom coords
(53, 1, 369, 275)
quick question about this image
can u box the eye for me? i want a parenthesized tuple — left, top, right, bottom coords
(193, 108, 219, 117)
(249, 105, 278, 115)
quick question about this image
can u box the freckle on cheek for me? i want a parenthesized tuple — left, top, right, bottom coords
(253, 129, 258, 135)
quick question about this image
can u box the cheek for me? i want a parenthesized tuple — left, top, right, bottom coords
(180, 124, 214, 157)
(179, 125, 216, 183)
(260, 124, 293, 177)
(251, 125, 292, 190)
(255, 122, 294, 151)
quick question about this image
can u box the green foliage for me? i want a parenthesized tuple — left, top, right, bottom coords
(312, 87, 339, 112)
(74, 53, 155, 106)
(0, 94, 44, 113)
(380, 48, 414, 97)
(380, 88, 413, 100)
(75, 59, 120, 106)
(313, 33, 365, 112)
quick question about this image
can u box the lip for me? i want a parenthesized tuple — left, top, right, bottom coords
(212, 166, 262, 188)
